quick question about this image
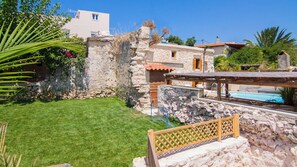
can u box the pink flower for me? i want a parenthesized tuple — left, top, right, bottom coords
(65, 50, 75, 58)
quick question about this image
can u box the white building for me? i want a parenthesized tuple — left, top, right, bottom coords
(63, 10, 110, 39)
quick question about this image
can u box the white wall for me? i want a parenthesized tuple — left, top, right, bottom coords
(212, 46, 227, 56)
(63, 10, 110, 39)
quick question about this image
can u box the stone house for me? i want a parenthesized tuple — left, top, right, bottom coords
(196, 36, 245, 57)
(87, 27, 214, 109)
(146, 43, 214, 105)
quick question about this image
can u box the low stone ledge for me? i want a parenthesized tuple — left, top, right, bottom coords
(158, 137, 250, 167)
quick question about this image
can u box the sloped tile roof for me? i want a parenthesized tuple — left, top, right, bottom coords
(196, 42, 245, 48)
(144, 63, 174, 71)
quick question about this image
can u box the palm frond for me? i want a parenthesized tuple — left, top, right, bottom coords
(253, 26, 296, 48)
(0, 123, 22, 167)
(0, 19, 84, 101)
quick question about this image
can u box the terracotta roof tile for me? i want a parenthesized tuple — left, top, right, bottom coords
(144, 63, 174, 71)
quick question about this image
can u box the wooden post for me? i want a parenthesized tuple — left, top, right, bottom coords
(148, 129, 155, 145)
(217, 81, 221, 101)
(233, 114, 240, 138)
(225, 84, 229, 98)
(218, 117, 222, 142)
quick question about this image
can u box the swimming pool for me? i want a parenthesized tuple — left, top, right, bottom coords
(230, 92, 284, 103)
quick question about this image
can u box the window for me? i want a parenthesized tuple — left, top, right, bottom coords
(193, 58, 202, 70)
(92, 14, 99, 21)
(171, 51, 177, 59)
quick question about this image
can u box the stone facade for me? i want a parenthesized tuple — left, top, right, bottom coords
(149, 44, 214, 86)
(158, 85, 297, 167)
(20, 26, 214, 109)
(82, 26, 214, 109)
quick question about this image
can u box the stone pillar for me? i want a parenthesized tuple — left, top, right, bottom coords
(278, 51, 290, 70)
(129, 27, 151, 109)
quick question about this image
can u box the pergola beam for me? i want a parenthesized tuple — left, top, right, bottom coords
(165, 72, 297, 101)
(165, 77, 297, 88)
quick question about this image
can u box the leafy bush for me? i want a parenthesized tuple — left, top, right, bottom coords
(214, 56, 240, 71)
(166, 35, 184, 45)
(185, 37, 196, 46)
(228, 47, 264, 65)
(0, 20, 84, 101)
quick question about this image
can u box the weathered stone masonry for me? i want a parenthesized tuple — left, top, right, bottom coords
(85, 27, 214, 109)
(85, 27, 152, 109)
(159, 85, 297, 167)
(22, 26, 214, 110)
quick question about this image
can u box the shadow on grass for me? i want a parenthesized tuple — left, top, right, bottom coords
(1, 96, 64, 106)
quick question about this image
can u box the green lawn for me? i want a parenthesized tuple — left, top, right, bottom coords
(0, 98, 166, 167)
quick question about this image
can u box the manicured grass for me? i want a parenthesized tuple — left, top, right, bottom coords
(0, 98, 166, 167)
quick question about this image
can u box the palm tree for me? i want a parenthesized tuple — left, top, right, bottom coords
(0, 20, 83, 101)
(245, 26, 296, 48)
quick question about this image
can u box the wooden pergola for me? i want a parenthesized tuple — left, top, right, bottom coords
(165, 72, 297, 101)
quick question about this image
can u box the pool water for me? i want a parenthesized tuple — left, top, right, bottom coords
(230, 92, 284, 104)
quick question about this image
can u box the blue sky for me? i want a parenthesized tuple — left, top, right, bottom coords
(52, 0, 297, 44)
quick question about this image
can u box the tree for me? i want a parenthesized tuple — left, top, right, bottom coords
(228, 47, 264, 65)
(166, 35, 184, 45)
(0, 20, 83, 101)
(0, 0, 80, 76)
(185, 37, 196, 46)
(0, 0, 67, 29)
(231, 26, 297, 70)
(245, 26, 296, 48)
(0, 0, 18, 25)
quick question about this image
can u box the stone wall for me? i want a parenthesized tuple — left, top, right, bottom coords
(133, 137, 255, 167)
(158, 137, 252, 167)
(158, 85, 297, 166)
(86, 37, 117, 96)
(19, 26, 214, 110)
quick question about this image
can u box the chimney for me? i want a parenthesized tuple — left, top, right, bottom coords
(216, 36, 220, 43)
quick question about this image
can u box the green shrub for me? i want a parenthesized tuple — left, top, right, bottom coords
(214, 56, 240, 71)
(228, 47, 264, 65)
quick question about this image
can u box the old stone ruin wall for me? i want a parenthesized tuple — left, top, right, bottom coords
(18, 27, 152, 108)
(158, 85, 297, 167)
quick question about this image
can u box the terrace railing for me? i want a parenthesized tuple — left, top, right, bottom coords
(147, 114, 240, 162)
(147, 130, 160, 167)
